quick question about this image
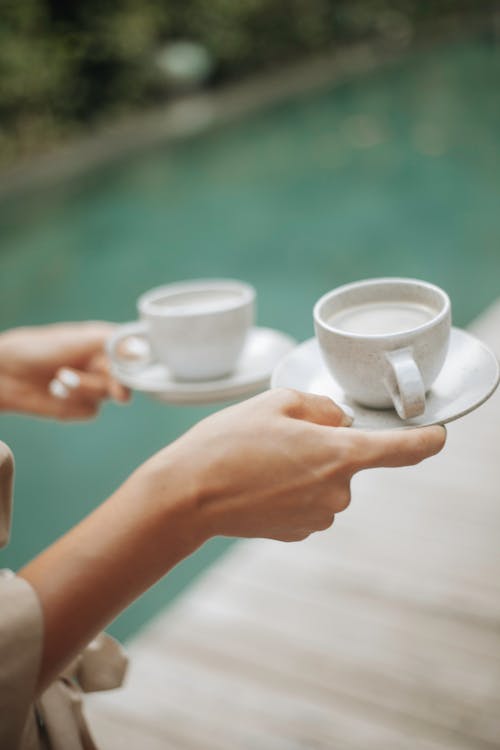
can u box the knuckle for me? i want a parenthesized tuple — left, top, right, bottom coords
(346, 432, 375, 471)
(295, 531, 312, 542)
(282, 530, 311, 542)
(275, 388, 305, 415)
(317, 513, 336, 531)
(313, 394, 345, 422)
(333, 485, 352, 512)
(333, 435, 359, 473)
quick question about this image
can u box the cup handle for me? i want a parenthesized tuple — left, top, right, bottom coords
(383, 347, 425, 419)
(107, 322, 153, 374)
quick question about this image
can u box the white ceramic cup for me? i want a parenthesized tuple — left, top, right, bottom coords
(108, 279, 256, 381)
(313, 278, 451, 419)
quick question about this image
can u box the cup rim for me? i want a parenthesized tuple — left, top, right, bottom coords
(313, 277, 451, 340)
(138, 278, 256, 317)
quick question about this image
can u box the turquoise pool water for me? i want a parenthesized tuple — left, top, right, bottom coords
(1, 39, 499, 641)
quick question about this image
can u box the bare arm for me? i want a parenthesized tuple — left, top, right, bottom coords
(19, 453, 205, 692)
(19, 389, 445, 693)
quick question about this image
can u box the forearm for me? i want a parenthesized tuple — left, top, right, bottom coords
(19, 455, 207, 693)
(15, 388, 446, 695)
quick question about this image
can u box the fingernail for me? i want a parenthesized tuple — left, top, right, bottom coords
(338, 403, 355, 427)
(49, 379, 69, 399)
(58, 368, 81, 389)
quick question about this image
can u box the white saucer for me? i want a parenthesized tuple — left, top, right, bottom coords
(271, 327, 499, 430)
(111, 327, 297, 405)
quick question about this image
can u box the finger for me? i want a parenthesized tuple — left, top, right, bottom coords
(56, 365, 130, 404)
(352, 425, 447, 471)
(87, 353, 131, 403)
(108, 379, 131, 403)
(34, 383, 102, 421)
(56, 368, 109, 401)
(278, 389, 353, 427)
(296, 393, 353, 427)
(9, 380, 101, 419)
(59, 363, 130, 404)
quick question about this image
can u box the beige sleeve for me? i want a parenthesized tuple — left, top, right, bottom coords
(0, 570, 44, 749)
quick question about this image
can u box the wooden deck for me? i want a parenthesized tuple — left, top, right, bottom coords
(86, 303, 500, 750)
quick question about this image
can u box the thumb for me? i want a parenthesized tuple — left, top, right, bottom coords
(354, 424, 446, 470)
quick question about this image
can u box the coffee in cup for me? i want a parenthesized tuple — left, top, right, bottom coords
(313, 278, 451, 419)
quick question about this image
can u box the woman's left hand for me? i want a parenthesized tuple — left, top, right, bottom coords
(0, 322, 130, 420)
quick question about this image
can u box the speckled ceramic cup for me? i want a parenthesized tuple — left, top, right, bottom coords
(313, 278, 451, 419)
(109, 279, 255, 381)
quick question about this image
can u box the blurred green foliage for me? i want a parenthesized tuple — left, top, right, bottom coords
(0, 0, 494, 166)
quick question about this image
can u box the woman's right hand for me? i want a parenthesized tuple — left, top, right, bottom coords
(20, 388, 446, 691)
(142, 388, 446, 543)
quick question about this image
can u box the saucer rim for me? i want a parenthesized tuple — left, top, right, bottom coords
(271, 327, 500, 430)
(110, 325, 297, 401)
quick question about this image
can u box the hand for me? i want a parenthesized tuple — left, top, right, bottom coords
(19, 388, 445, 691)
(0, 322, 129, 420)
(142, 388, 446, 542)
